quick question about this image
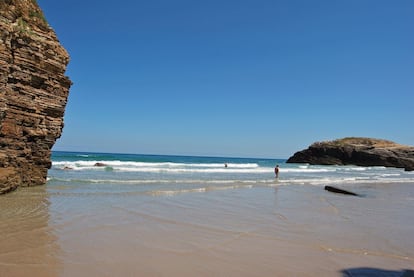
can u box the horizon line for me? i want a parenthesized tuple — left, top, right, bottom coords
(51, 149, 288, 160)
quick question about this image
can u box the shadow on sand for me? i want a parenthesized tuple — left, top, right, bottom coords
(341, 268, 414, 277)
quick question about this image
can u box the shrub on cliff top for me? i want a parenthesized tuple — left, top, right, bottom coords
(313, 137, 400, 148)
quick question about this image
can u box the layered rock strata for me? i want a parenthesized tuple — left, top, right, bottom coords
(287, 137, 414, 171)
(0, 0, 71, 194)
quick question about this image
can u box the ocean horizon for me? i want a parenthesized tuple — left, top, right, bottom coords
(52, 150, 286, 160)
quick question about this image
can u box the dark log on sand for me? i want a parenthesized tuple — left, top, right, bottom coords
(324, 186, 359, 196)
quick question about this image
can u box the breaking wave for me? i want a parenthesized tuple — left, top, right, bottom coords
(47, 152, 414, 196)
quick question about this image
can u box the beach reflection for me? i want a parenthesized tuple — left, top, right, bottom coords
(1, 181, 413, 276)
(0, 186, 62, 277)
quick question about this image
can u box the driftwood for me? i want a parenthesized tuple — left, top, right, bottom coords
(324, 186, 359, 196)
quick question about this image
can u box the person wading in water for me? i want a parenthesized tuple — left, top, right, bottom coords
(274, 165, 280, 178)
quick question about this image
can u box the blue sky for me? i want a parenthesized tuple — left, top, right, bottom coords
(38, 0, 413, 158)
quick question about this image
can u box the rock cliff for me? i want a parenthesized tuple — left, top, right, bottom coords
(0, 0, 71, 194)
(287, 137, 414, 171)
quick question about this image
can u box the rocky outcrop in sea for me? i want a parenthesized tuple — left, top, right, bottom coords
(0, 0, 71, 194)
(287, 137, 414, 171)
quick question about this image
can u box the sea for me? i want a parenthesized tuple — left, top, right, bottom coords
(48, 151, 414, 196)
(1, 151, 414, 276)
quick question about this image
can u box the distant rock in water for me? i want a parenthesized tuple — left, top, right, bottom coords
(287, 137, 414, 171)
(0, 1, 71, 194)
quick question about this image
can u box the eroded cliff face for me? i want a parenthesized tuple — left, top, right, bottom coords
(0, 0, 71, 194)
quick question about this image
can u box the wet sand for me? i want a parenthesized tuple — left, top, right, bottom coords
(1, 183, 413, 276)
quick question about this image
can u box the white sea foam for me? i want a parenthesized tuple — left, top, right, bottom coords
(53, 160, 258, 167)
(380, 173, 401, 177)
(54, 160, 257, 168)
(52, 160, 264, 174)
(51, 160, 412, 178)
(49, 157, 414, 192)
(278, 168, 334, 173)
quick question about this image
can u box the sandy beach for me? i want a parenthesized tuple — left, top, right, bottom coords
(1, 180, 413, 276)
(2, 0, 413, 275)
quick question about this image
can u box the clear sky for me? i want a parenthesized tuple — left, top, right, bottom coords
(38, 0, 413, 158)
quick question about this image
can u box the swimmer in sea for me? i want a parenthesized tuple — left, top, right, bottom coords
(274, 164, 279, 178)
